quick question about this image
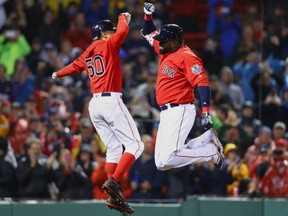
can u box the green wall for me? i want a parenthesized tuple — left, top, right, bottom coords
(0, 197, 287, 216)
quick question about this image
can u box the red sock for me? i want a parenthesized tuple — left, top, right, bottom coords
(106, 163, 118, 178)
(112, 153, 135, 182)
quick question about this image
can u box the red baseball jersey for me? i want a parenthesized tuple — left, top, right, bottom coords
(56, 14, 129, 94)
(153, 40, 210, 106)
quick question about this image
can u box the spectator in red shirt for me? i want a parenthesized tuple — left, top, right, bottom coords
(259, 138, 288, 197)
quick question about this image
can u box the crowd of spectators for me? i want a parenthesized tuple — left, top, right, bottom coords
(0, 0, 288, 202)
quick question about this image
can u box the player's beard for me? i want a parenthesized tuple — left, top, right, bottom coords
(159, 41, 179, 54)
(159, 42, 169, 54)
(159, 46, 165, 54)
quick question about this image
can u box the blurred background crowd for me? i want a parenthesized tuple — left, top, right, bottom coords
(0, 0, 288, 202)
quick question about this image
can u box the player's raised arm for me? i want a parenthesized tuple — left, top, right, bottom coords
(142, 2, 156, 35)
(110, 12, 131, 47)
(141, 2, 160, 48)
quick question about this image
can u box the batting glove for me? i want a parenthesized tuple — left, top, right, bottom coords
(201, 112, 213, 130)
(51, 72, 58, 80)
(122, 12, 131, 24)
(144, 2, 155, 15)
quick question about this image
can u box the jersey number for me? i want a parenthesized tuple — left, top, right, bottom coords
(85, 56, 105, 77)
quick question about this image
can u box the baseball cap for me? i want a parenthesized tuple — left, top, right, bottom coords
(224, 143, 238, 156)
(242, 101, 254, 109)
(80, 143, 92, 153)
(275, 138, 287, 148)
(259, 126, 272, 136)
(80, 118, 92, 128)
(273, 121, 286, 131)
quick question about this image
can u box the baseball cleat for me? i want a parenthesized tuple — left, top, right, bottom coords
(106, 197, 135, 214)
(209, 128, 224, 159)
(102, 177, 127, 205)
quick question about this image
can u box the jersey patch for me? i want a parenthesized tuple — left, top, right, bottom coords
(191, 64, 201, 75)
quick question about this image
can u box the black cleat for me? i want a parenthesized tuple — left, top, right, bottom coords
(102, 177, 127, 205)
(106, 197, 135, 214)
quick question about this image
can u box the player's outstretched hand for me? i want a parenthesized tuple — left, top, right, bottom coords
(51, 72, 58, 80)
(144, 2, 155, 15)
(201, 112, 213, 130)
(122, 12, 131, 24)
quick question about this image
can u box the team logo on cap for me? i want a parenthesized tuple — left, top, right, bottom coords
(191, 64, 201, 75)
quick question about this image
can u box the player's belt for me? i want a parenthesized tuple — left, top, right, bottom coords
(93, 92, 122, 98)
(101, 92, 112, 97)
(160, 104, 179, 111)
(159, 103, 193, 111)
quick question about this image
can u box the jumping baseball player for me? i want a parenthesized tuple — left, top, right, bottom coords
(141, 3, 224, 171)
(52, 12, 144, 214)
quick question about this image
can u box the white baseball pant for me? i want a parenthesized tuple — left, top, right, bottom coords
(88, 92, 144, 163)
(155, 103, 217, 171)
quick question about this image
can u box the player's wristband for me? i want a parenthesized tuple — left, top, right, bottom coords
(202, 107, 210, 113)
(144, 14, 153, 21)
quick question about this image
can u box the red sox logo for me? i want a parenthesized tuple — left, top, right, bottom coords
(162, 65, 176, 78)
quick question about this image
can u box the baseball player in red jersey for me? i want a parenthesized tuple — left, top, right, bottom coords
(52, 12, 144, 214)
(141, 3, 224, 171)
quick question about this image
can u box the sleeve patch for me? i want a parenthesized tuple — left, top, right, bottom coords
(191, 64, 202, 75)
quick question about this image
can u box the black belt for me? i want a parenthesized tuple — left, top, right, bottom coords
(160, 103, 193, 111)
(101, 92, 111, 97)
(99, 92, 122, 99)
(159, 104, 180, 111)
